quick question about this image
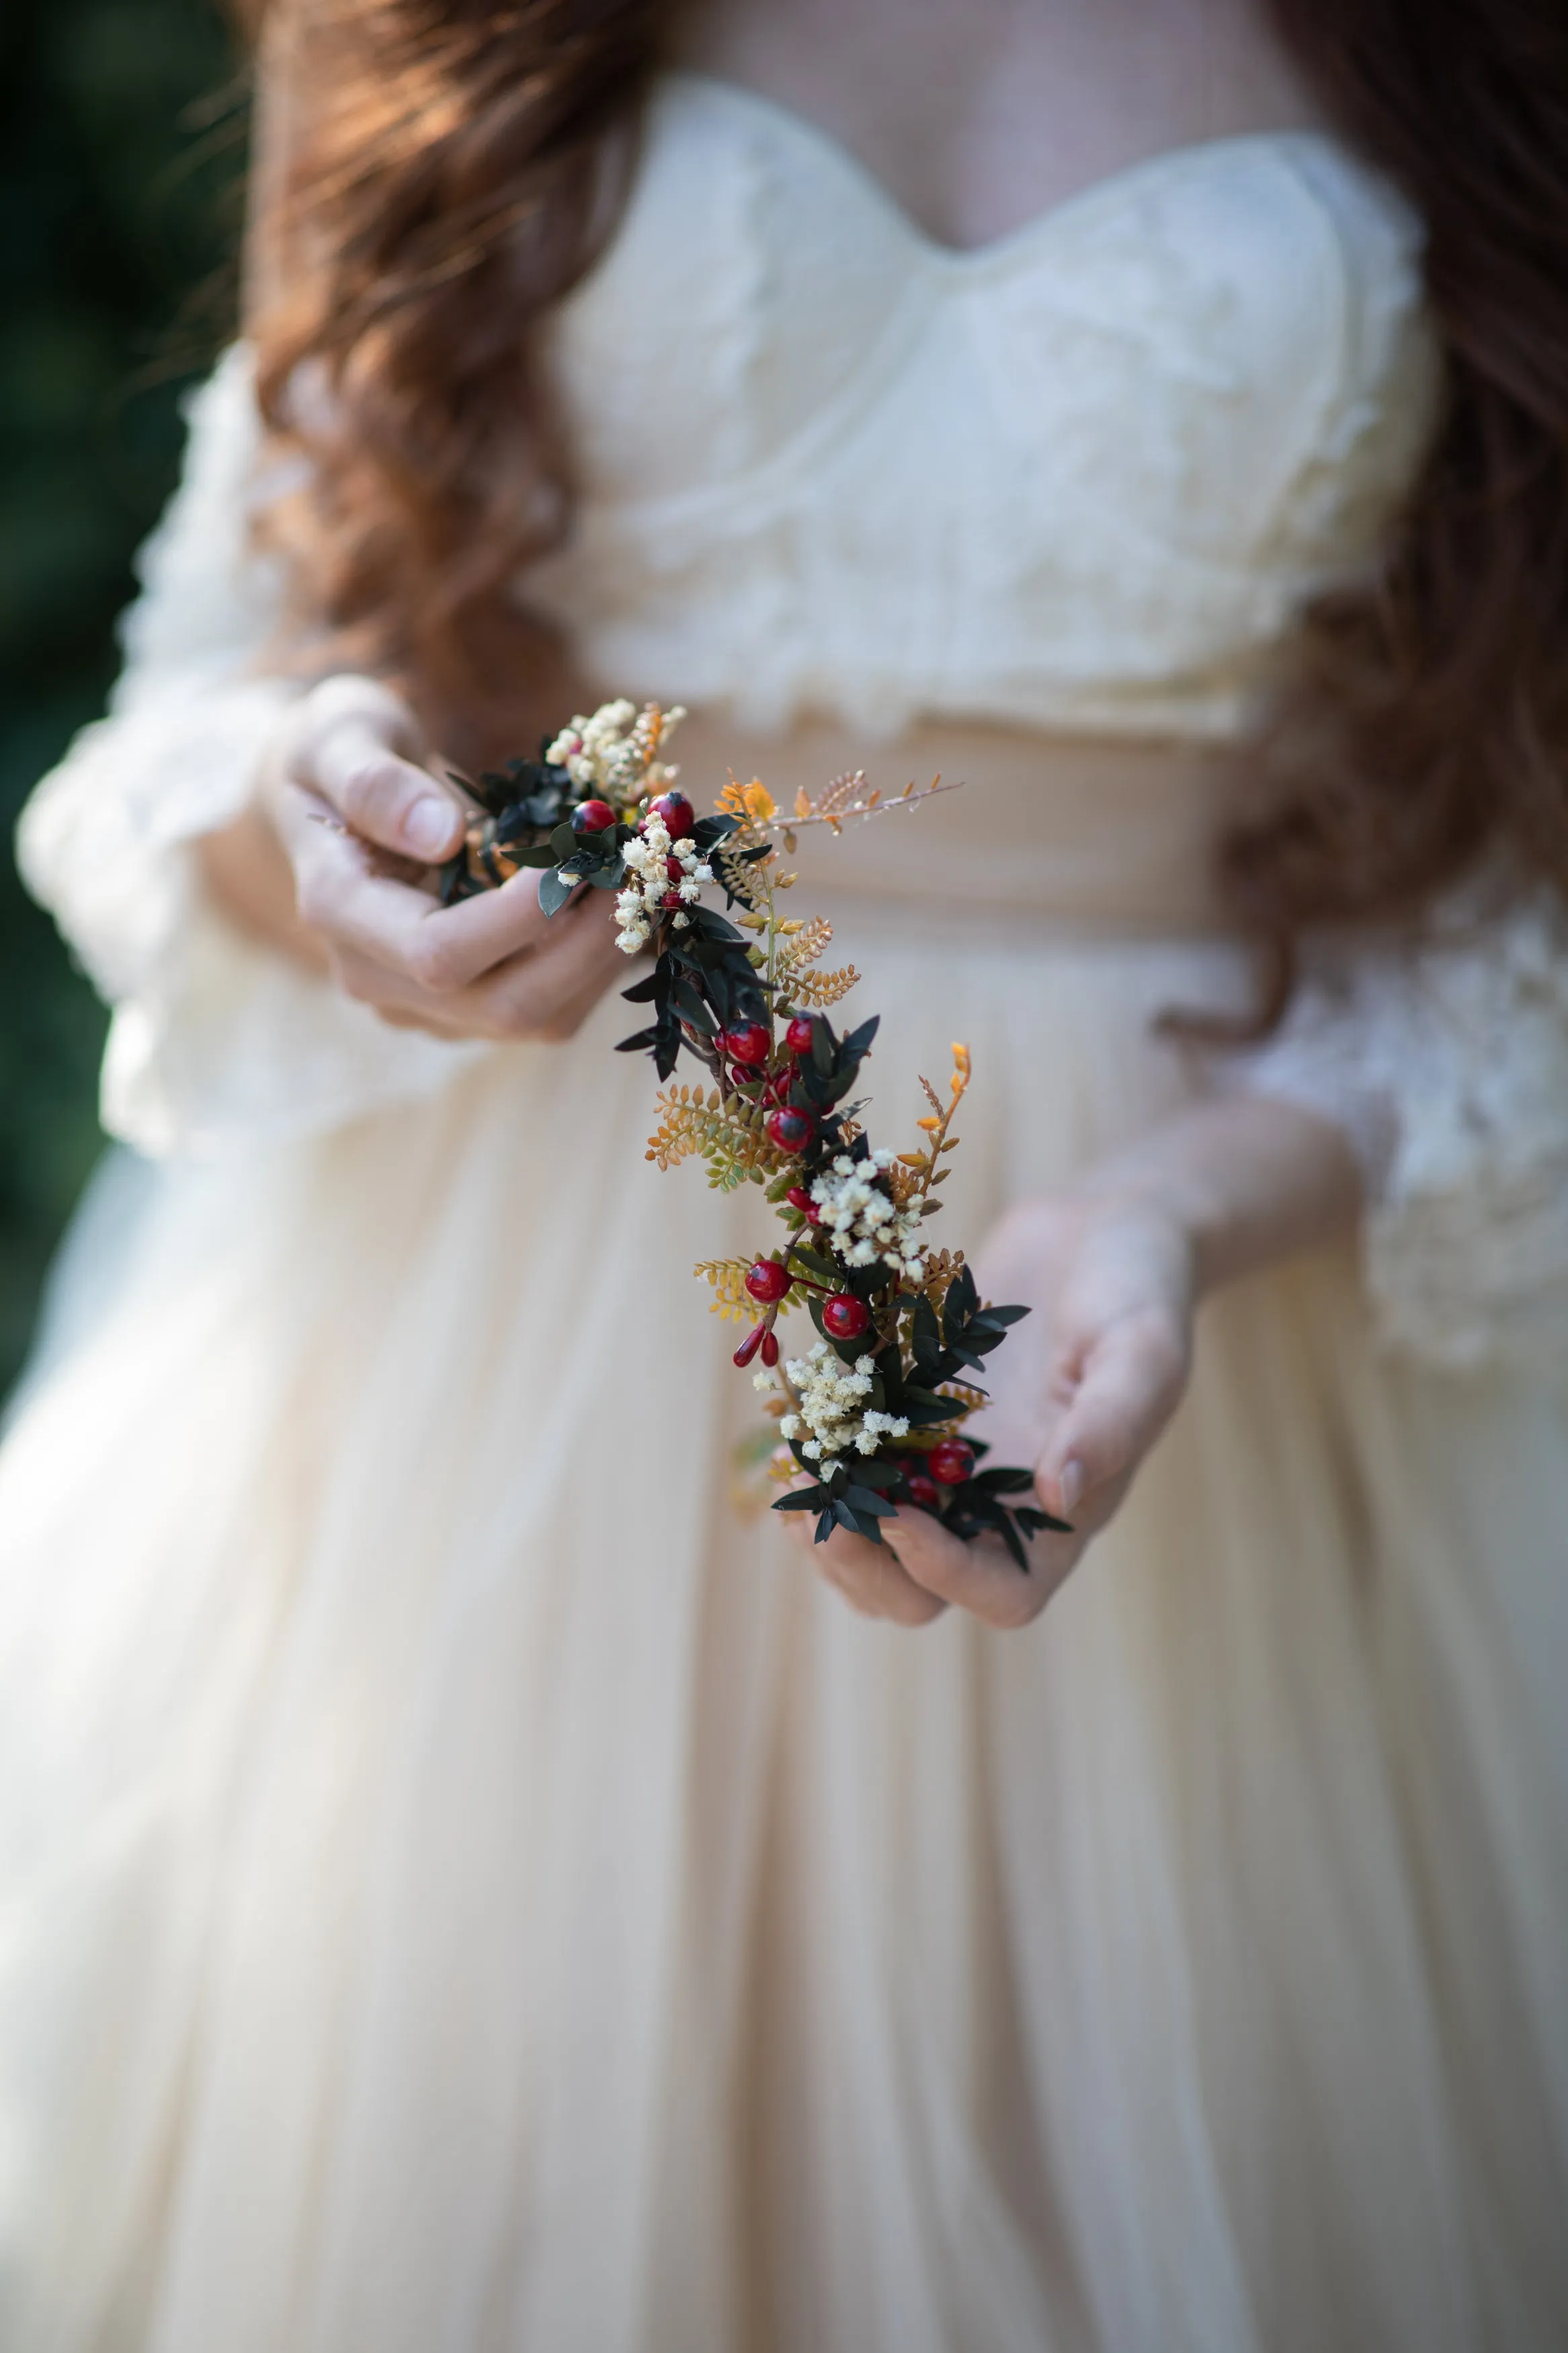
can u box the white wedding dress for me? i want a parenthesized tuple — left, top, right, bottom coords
(5, 75, 1568, 2353)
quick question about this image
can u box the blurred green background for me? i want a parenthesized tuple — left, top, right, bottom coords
(0, 0, 246, 1392)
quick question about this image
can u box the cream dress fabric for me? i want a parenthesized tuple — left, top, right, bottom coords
(5, 74, 1568, 2353)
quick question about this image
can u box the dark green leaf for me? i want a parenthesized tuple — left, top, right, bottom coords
(787, 1245, 837, 1281)
(845, 1459, 903, 1490)
(1016, 1506, 1073, 1535)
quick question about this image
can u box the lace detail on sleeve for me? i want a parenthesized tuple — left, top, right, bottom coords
(1227, 882, 1568, 1374)
(15, 345, 488, 1159)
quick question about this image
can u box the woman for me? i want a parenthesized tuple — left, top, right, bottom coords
(3, 0, 1566, 2343)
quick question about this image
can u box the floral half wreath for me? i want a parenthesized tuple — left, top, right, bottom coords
(441, 699, 1070, 1564)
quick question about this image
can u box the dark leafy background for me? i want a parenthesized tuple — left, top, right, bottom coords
(0, 0, 245, 1392)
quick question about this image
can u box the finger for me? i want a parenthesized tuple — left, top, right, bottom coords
(465, 889, 629, 1033)
(329, 943, 497, 1035)
(884, 1502, 1071, 1630)
(782, 1512, 947, 1626)
(283, 810, 575, 990)
(302, 714, 467, 865)
(1036, 1310, 1188, 1525)
(331, 887, 626, 1041)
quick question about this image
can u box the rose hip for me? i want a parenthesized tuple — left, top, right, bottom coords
(766, 1107, 815, 1152)
(720, 1023, 771, 1066)
(744, 1259, 791, 1305)
(650, 790, 695, 840)
(822, 1293, 870, 1341)
(927, 1439, 975, 1486)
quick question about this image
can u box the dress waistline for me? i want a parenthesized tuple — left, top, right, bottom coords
(662, 710, 1249, 936)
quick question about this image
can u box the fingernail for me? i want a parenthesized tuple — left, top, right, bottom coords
(1057, 1458, 1084, 1514)
(405, 796, 456, 858)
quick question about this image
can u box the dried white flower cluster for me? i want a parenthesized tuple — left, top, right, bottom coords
(614, 815, 713, 954)
(811, 1152, 927, 1282)
(546, 698, 686, 803)
(770, 1343, 910, 1462)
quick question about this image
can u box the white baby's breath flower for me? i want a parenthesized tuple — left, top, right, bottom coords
(779, 1342, 907, 1465)
(809, 1158, 927, 1284)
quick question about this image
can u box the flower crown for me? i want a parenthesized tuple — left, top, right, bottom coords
(443, 700, 1067, 1560)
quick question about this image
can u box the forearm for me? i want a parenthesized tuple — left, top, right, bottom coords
(1079, 1092, 1364, 1298)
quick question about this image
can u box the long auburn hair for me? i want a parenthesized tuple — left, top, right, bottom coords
(239, 0, 1568, 989)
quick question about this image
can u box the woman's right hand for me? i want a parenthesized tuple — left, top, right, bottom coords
(261, 673, 630, 1041)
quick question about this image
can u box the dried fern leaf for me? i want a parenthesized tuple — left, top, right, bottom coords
(789, 963, 862, 1008)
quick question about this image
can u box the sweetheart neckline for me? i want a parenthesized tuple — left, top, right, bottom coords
(667, 70, 1374, 272)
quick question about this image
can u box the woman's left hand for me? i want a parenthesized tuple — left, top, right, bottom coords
(783, 1187, 1197, 1630)
(783, 1091, 1362, 1630)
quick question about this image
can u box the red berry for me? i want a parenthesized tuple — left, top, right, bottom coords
(822, 1293, 870, 1341)
(651, 791, 694, 840)
(571, 798, 616, 834)
(766, 1107, 815, 1152)
(785, 1185, 813, 1212)
(660, 889, 683, 910)
(905, 1473, 941, 1513)
(744, 1259, 791, 1305)
(765, 1070, 793, 1105)
(785, 1016, 815, 1055)
(665, 854, 686, 882)
(760, 1329, 780, 1367)
(732, 1323, 766, 1368)
(928, 1439, 975, 1486)
(721, 1023, 771, 1066)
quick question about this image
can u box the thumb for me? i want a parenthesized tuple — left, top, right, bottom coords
(1036, 1310, 1188, 1521)
(300, 680, 466, 865)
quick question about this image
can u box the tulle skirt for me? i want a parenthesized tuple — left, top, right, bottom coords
(1, 898, 1565, 2353)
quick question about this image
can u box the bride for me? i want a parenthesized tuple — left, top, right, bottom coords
(5, 0, 1567, 2343)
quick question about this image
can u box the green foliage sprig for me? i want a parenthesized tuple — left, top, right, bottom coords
(448, 700, 1069, 1564)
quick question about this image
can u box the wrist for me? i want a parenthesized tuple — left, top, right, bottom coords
(1068, 1096, 1362, 1301)
(995, 1181, 1200, 1326)
(1067, 1164, 1226, 1302)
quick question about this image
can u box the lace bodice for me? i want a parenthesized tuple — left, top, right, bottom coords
(532, 75, 1440, 740)
(15, 75, 1568, 1373)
